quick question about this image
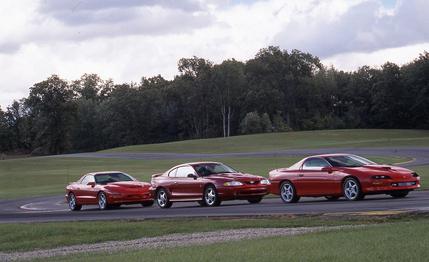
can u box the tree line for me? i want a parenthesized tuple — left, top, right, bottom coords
(0, 46, 428, 155)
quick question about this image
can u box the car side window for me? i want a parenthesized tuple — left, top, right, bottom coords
(176, 166, 196, 178)
(168, 168, 177, 177)
(302, 158, 331, 170)
(81, 175, 94, 185)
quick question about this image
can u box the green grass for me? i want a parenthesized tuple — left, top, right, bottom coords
(413, 165, 429, 189)
(102, 129, 429, 153)
(0, 214, 425, 253)
(38, 218, 429, 262)
(0, 155, 412, 199)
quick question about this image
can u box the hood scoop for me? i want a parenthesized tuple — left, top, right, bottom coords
(364, 165, 393, 171)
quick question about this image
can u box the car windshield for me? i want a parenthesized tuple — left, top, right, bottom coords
(324, 155, 376, 167)
(94, 173, 135, 185)
(193, 163, 237, 176)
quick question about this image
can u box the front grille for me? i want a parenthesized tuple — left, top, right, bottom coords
(243, 180, 260, 185)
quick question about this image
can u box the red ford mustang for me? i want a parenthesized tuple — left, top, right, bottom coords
(65, 171, 153, 211)
(269, 154, 420, 203)
(151, 162, 270, 208)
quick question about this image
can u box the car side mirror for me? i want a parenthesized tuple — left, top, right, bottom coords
(187, 173, 198, 180)
(321, 167, 333, 173)
(87, 182, 96, 187)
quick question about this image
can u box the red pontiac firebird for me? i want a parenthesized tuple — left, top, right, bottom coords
(269, 154, 420, 203)
(65, 171, 154, 211)
(151, 162, 270, 208)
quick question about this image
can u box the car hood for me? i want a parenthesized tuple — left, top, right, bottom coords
(205, 172, 264, 182)
(341, 165, 414, 178)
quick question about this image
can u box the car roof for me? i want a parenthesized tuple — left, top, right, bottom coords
(169, 162, 222, 169)
(86, 171, 125, 176)
(306, 153, 352, 158)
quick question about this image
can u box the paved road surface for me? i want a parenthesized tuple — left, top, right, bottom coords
(1, 191, 428, 223)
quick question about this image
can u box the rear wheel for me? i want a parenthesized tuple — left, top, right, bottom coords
(204, 185, 221, 207)
(343, 178, 364, 201)
(98, 192, 109, 210)
(141, 200, 154, 207)
(247, 197, 263, 204)
(68, 193, 82, 211)
(325, 196, 339, 201)
(390, 191, 409, 198)
(156, 189, 172, 208)
(280, 181, 300, 203)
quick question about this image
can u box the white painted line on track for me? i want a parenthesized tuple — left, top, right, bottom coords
(393, 158, 416, 165)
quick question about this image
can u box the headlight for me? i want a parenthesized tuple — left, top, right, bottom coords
(224, 181, 243, 186)
(372, 175, 391, 179)
(412, 172, 419, 178)
(260, 179, 271, 185)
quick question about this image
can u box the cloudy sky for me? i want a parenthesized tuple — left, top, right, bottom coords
(0, 0, 428, 108)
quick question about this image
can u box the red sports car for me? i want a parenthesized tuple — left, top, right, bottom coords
(151, 162, 270, 208)
(269, 154, 420, 203)
(65, 171, 154, 211)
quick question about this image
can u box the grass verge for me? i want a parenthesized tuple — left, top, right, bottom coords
(102, 129, 429, 153)
(25, 214, 429, 262)
(1, 213, 427, 253)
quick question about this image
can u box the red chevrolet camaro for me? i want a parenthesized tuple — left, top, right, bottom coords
(66, 171, 153, 211)
(269, 154, 421, 203)
(151, 162, 270, 208)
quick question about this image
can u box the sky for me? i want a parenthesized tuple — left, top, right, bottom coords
(0, 0, 428, 109)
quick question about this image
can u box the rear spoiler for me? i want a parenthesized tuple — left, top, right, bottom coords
(152, 173, 163, 178)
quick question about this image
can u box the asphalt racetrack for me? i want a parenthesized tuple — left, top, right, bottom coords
(1, 147, 429, 223)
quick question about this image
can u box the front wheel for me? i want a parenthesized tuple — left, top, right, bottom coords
(280, 181, 300, 203)
(68, 193, 82, 211)
(98, 192, 109, 210)
(390, 191, 409, 198)
(247, 197, 263, 204)
(343, 178, 364, 201)
(204, 185, 221, 207)
(156, 189, 172, 208)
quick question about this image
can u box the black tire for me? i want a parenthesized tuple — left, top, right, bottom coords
(197, 200, 207, 207)
(325, 196, 339, 201)
(141, 200, 154, 207)
(204, 185, 221, 207)
(390, 191, 409, 198)
(343, 177, 364, 201)
(68, 193, 82, 211)
(279, 181, 300, 203)
(247, 197, 263, 204)
(98, 192, 109, 210)
(156, 189, 172, 208)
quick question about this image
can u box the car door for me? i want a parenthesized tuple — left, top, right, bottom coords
(171, 166, 204, 200)
(294, 158, 336, 196)
(77, 175, 97, 204)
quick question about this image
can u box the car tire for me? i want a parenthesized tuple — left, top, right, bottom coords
(197, 200, 207, 207)
(98, 192, 109, 210)
(204, 185, 221, 207)
(156, 189, 172, 208)
(325, 196, 339, 201)
(247, 197, 263, 204)
(343, 177, 364, 201)
(68, 193, 82, 211)
(141, 201, 154, 207)
(390, 191, 409, 198)
(280, 181, 300, 203)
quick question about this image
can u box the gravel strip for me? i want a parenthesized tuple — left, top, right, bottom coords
(0, 225, 364, 261)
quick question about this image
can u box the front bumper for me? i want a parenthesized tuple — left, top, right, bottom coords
(364, 179, 420, 193)
(218, 185, 269, 200)
(106, 191, 154, 204)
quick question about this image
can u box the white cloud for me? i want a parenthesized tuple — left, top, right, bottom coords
(0, 0, 428, 109)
